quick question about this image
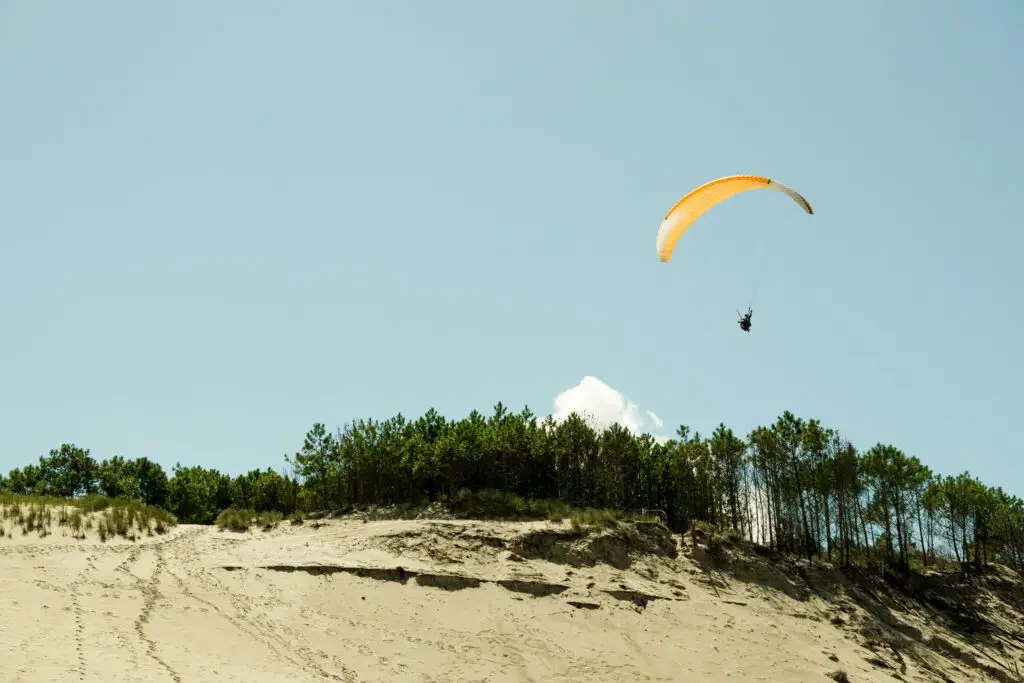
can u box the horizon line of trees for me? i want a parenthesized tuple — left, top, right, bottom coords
(1, 404, 1021, 575)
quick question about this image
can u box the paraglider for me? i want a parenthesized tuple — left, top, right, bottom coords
(737, 309, 753, 331)
(655, 174, 813, 332)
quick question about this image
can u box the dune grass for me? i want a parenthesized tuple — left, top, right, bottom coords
(445, 488, 574, 521)
(215, 508, 285, 532)
(339, 488, 661, 529)
(0, 493, 176, 541)
(447, 488, 663, 528)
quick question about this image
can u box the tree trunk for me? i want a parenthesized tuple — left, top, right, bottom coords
(856, 493, 871, 563)
(914, 493, 927, 568)
(824, 490, 833, 563)
(892, 491, 907, 571)
(790, 453, 813, 561)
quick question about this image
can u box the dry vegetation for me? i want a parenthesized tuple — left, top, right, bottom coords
(215, 507, 285, 532)
(297, 488, 664, 529)
(0, 492, 176, 541)
(210, 490, 663, 538)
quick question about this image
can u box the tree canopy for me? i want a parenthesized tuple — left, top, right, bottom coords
(2, 405, 1021, 574)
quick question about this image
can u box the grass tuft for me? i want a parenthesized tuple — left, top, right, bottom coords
(215, 508, 284, 532)
(0, 493, 176, 541)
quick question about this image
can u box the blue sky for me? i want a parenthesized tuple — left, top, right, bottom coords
(2, 2, 1021, 494)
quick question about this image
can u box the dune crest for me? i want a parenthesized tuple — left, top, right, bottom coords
(1, 513, 1021, 682)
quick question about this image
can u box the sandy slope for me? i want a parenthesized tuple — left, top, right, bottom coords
(0, 516, 1021, 682)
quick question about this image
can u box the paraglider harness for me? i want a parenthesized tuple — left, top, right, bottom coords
(738, 308, 752, 332)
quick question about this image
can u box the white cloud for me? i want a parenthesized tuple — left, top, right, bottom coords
(549, 376, 666, 438)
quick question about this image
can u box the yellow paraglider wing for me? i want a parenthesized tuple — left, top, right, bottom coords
(656, 174, 813, 263)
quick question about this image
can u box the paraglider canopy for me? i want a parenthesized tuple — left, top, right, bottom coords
(655, 174, 813, 263)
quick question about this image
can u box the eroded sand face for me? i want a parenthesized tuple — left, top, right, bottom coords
(0, 517, 1020, 682)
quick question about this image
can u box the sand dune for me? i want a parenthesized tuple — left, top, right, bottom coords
(0, 512, 1021, 682)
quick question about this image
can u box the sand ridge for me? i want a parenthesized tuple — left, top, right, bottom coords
(0, 515, 1021, 682)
